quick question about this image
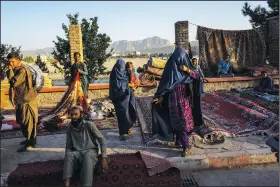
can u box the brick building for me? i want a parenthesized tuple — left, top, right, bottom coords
(267, 16, 279, 66)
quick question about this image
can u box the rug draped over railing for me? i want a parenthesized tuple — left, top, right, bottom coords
(196, 26, 265, 76)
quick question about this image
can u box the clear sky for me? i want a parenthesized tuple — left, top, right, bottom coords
(1, 1, 269, 50)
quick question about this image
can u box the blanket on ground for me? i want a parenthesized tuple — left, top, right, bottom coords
(231, 88, 279, 114)
(7, 152, 182, 187)
(136, 91, 278, 145)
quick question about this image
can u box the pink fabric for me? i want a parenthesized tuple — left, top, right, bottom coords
(1, 120, 20, 131)
(138, 152, 173, 177)
(169, 84, 194, 132)
(190, 70, 199, 79)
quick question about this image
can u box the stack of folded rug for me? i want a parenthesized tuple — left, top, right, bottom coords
(245, 64, 279, 77)
(139, 57, 166, 86)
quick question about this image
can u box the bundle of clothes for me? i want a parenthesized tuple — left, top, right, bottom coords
(88, 100, 115, 119)
(138, 57, 167, 86)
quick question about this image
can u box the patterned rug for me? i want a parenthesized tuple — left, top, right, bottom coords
(232, 88, 279, 102)
(231, 88, 279, 114)
(1, 108, 119, 139)
(136, 91, 279, 145)
(7, 152, 182, 187)
(136, 96, 172, 146)
(0, 118, 118, 139)
(202, 90, 278, 136)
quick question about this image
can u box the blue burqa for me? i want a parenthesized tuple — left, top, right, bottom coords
(152, 47, 195, 139)
(109, 59, 136, 135)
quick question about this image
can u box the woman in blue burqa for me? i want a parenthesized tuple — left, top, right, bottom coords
(152, 47, 199, 157)
(109, 59, 137, 141)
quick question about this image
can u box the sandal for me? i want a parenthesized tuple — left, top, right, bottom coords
(181, 146, 191, 157)
(128, 129, 136, 135)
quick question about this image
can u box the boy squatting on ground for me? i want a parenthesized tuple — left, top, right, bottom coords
(63, 105, 108, 187)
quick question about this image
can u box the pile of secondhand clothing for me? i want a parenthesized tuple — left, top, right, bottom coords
(59, 99, 116, 128)
(87, 100, 115, 120)
(139, 57, 167, 86)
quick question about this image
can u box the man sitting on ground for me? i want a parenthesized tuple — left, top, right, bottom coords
(63, 105, 108, 187)
(217, 55, 234, 77)
(254, 71, 277, 94)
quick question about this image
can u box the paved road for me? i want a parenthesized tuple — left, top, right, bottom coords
(184, 164, 279, 186)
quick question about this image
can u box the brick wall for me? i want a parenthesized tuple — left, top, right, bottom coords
(69, 24, 84, 64)
(175, 21, 189, 51)
(267, 16, 279, 66)
(254, 26, 267, 63)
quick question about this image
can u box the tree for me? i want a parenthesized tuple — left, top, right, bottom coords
(52, 13, 113, 83)
(242, 0, 279, 28)
(0, 44, 21, 80)
(22, 56, 35, 64)
(35, 55, 49, 73)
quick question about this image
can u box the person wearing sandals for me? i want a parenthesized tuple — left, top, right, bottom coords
(152, 47, 199, 157)
(109, 59, 137, 141)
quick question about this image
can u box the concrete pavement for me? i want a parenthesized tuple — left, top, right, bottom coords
(0, 127, 277, 186)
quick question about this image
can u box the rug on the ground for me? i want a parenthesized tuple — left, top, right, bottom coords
(136, 91, 279, 145)
(232, 88, 279, 102)
(201, 90, 279, 137)
(7, 152, 182, 187)
(1, 108, 118, 139)
(0, 117, 118, 139)
(231, 88, 279, 114)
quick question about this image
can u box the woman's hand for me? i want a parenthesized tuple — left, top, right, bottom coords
(179, 65, 190, 73)
(128, 83, 135, 88)
(203, 78, 209, 83)
(152, 97, 163, 104)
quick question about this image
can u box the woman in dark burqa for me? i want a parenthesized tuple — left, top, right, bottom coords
(152, 47, 199, 157)
(109, 59, 137, 141)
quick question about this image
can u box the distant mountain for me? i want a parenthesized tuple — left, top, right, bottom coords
(140, 45, 175, 54)
(109, 37, 199, 54)
(21, 36, 199, 56)
(109, 36, 174, 53)
(21, 47, 54, 56)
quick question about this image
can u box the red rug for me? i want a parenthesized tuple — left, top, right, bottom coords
(7, 152, 182, 187)
(202, 91, 279, 136)
(136, 90, 279, 145)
